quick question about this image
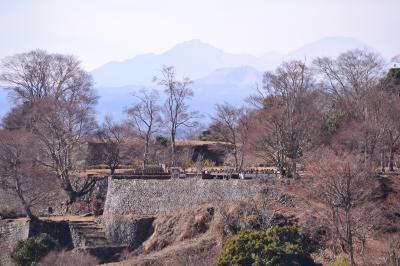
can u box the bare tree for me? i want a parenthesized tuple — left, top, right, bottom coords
(248, 97, 290, 176)
(0, 129, 51, 219)
(0, 50, 94, 105)
(314, 50, 385, 162)
(30, 98, 97, 203)
(96, 116, 132, 175)
(125, 89, 161, 170)
(362, 88, 400, 172)
(309, 149, 375, 266)
(212, 104, 250, 172)
(154, 66, 198, 167)
(253, 60, 318, 178)
(0, 50, 98, 204)
(313, 50, 384, 112)
(378, 68, 400, 170)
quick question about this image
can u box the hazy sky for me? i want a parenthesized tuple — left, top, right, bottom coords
(1, 0, 399, 70)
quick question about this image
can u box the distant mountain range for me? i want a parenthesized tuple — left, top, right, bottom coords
(92, 36, 376, 122)
(91, 36, 373, 87)
(0, 36, 379, 122)
(95, 65, 263, 122)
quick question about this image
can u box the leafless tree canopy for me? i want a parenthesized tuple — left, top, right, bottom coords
(0, 49, 95, 105)
(154, 66, 199, 166)
(249, 60, 319, 177)
(96, 116, 133, 174)
(126, 89, 161, 169)
(313, 50, 384, 116)
(308, 149, 376, 266)
(0, 129, 52, 219)
(212, 104, 251, 171)
(0, 50, 98, 204)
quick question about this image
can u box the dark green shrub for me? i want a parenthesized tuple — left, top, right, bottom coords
(215, 226, 319, 266)
(156, 136, 168, 147)
(10, 233, 59, 266)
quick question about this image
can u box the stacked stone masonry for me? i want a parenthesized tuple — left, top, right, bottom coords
(0, 220, 29, 266)
(104, 177, 264, 216)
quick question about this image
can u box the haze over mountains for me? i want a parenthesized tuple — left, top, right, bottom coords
(92, 36, 372, 87)
(0, 36, 377, 122)
(93, 36, 375, 121)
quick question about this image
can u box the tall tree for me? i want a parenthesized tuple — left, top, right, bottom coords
(0, 50, 98, 203)
(96, 116, 132, 175)
(0, 129, 51, 219)
(154, 66, 198, 167)
(0, 50, 95, 104)
(125, 89, 161, 170)
(212, 104, 251, 172)
(309, 149, 375, 266)
(254, 60, 318, 178)
(314, 50, 385, 161)
(313, 50, 384, 113)
(248, 96, 290, 176)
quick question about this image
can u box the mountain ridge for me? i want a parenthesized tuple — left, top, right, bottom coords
(91, 36, 378, 87)
(1, 37, 383, 122)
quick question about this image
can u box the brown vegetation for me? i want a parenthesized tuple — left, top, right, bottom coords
(40, 250, 99, 266)
(2, 48, 400, 265)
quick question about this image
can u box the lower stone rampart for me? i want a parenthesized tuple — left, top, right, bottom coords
(103, 215, 155, 250)
(0, 220, 29, 266)
(104, 178, 264, 216)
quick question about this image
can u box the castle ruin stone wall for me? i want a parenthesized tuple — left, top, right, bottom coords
(104, 178, 264, 216)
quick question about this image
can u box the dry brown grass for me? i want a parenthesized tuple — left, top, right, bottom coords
(279, 172, 400, 265)
(40, 250, 99, 266)
(104, 204, 229, 266)
(104, 195, 298, 266)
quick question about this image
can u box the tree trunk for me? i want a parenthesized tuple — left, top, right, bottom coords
(364, 144, 368, 166)
(61, 173, 96, 205)
(24, 204, 37, 220)
(233, 147, 239, 172)
(348, 233, 355, 266)
(62, 181, 77, 204)
(360, 237, 366, 255)
(59, 173, 78, 204)
(345, 209, 356, 266)
(15, 180, 37, 220)
(143, 137, 149, 171)
(239, 153, 244, 173)
(291, 158, 297, 178)
(65, 190, 77, 204)
(389, 147, 395, 171)
(17, 192, 37, 220)
(380, 152, 385, 173)
(171, 133, 176, 167)
(332, 207, 342, 255)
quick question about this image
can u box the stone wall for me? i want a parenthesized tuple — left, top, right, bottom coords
(103, 215, 155, 250)
(28, 220, 73, 249)
(104, 177, 265, 216)
(0, 220, 29, 266)
(0, 219, 79, 266)
(0, 177, 108, 218)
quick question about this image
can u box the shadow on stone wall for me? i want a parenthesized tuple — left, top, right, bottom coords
(103, 215, 155, 250)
